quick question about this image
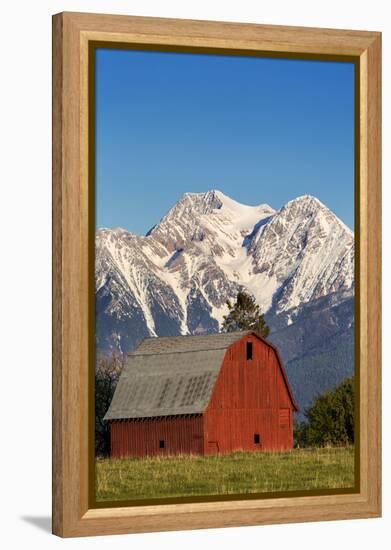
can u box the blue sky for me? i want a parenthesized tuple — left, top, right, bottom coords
(95, 49, 355, 233)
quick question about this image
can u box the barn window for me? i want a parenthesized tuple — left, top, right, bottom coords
(246, 342, 253, 360)
(254, 433, 260, 444)
(159, 440, 165, 449)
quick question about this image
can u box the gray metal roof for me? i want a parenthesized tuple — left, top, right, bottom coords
(131, 331, 252, 356)
(104, 331, 251, 420)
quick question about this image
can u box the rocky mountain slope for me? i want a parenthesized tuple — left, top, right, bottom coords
(96, 190, 355, 416)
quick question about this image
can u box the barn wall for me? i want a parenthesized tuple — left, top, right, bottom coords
(204, 334, 294, 452)
(204, 408, 292, 453)
(109, 415, 204, 458)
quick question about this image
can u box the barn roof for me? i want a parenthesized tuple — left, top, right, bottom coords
(104, 331, 298, 421)
(131, 331, 254, 356)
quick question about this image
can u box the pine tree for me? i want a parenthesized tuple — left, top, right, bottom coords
(221, 290, 269, 338)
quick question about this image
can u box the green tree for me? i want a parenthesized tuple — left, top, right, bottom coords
(222, 290, 269, 338)
(296, 377, 355, 447)
(95, 353, 123, 457)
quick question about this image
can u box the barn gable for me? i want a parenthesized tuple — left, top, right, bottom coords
(104, 331, 298, 422)
(206, 333, 298, 413)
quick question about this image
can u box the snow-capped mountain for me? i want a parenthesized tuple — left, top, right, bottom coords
(96, 189, 355, 416)
(96, 190, 353, 349)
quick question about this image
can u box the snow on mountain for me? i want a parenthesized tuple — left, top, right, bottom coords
(247, 195, 354, 313)
(148, 189, 275, 257)
(95, 190, 354, 354)
(96, 228, 185, 338)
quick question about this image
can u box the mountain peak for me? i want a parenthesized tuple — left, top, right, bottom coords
(284, 194, 323, 209)
(175, 190, 223, 214)
(96, 188, 354, 357)
(205, 189, 230, 203)
(97, 226, 134, 238)
(146, 189, 275, 252)
(281, 195, 353, 235)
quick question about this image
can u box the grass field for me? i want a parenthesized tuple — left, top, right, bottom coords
(96, 446, 355, 502)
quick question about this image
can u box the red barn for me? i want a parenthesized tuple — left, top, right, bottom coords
(104, 331, 298, 457)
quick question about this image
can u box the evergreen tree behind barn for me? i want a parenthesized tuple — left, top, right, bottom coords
(104, 331, 298, 457)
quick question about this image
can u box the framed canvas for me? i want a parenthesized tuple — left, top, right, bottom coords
(52, 12, 381, 538)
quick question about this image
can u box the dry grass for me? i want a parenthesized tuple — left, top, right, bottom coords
(95, 446, 355, 502)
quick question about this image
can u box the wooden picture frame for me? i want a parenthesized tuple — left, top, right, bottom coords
(52, 11, 381, 538)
